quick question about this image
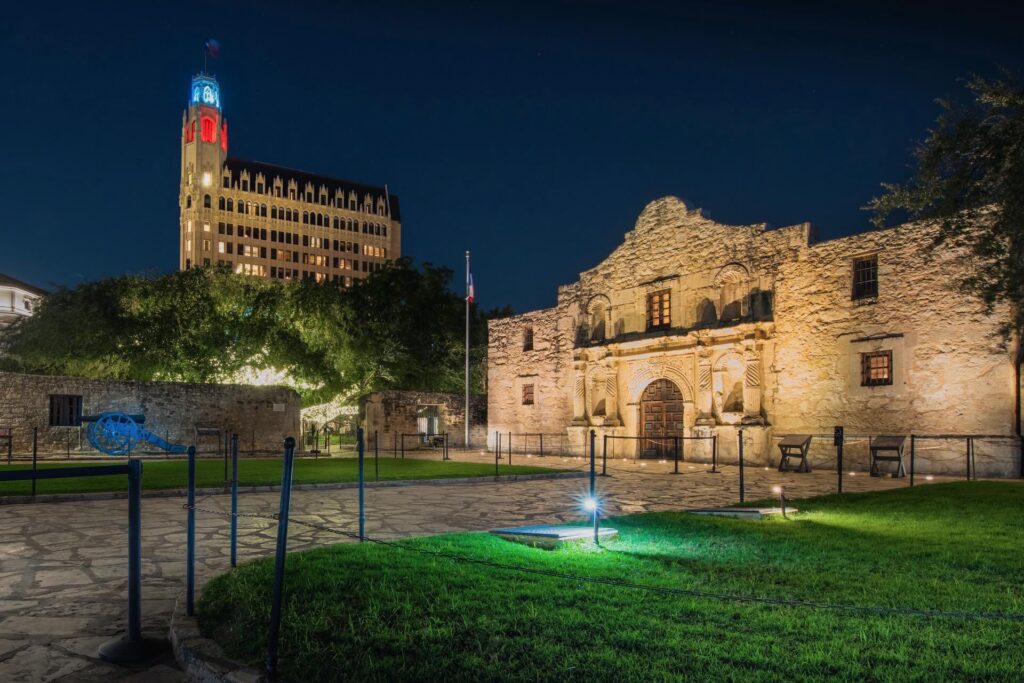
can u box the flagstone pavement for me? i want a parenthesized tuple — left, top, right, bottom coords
(0, 454, 972, 681)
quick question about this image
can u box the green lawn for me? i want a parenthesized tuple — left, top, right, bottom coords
(199, 482, 1024, 682)
(0, 457, 560, 496)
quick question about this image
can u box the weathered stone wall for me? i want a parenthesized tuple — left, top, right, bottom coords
(358, 390, 487, 450)
(0, 371, 301, 455)
(487, 196, 1021, 477)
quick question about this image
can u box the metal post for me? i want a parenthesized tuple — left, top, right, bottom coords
(673, 436, 680, 474)
(589, 430, 596, 500)
(358, 428, 365, 541)
(494, 431, 499, 477)
(66, 429, 70, 459)
(601, 434, 608, 476)
(6, 430, 10, 465)
(186, 445, 196, 616)
(465, 250, 471, 451)
(738, 429, 745, 503)
(970, 437, 976, 481)
(230, 434, 239, 568)
(394, 432, 398, 458)
(97, 458, 162, 664)
(266, 436, 296, 678)
(223, 431, 228, 482)
(508, 432, 512, 466)
(374, 430, 379, 481)
(593, 503, 599, 545)
(400, 434, 404, 460)
(909, 434, 915, 487)
(539, 433, 544, 457)
(31, 427, 37, 497)
(966, 436, 971, 480)
(836, 426, 844, 494)
(711, 434, 719, 473)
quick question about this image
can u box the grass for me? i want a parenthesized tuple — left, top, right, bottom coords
(199, 481, 1024, 682)
(0, 457, 561, 496)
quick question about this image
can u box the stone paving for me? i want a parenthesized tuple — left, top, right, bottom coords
(0, 452, 976, 681)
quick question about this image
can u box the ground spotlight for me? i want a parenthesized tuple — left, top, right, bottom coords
(583, 496, 600, 543)
(772, 485, 787, 518)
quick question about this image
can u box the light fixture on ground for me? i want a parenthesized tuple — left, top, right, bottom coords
(584, 496, 600, 544)
(771, 485, 787, 518)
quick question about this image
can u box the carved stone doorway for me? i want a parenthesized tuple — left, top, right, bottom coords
(638, 379, 684, 459)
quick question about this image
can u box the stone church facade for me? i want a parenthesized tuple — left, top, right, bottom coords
(488, 197, 1019, 476)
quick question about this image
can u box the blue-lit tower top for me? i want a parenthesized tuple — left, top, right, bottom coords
(190, 74, 221, 110)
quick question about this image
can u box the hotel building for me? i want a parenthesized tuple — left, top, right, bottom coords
(178, 74, 401, 283)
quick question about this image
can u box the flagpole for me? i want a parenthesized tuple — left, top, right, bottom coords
(465, 250, 471, 450)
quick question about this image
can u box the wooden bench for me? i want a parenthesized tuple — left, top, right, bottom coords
(869, 435, 907, 478)
(778, 434, 813, 473)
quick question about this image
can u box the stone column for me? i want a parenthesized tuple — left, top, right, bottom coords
(571, 364, 587, 425)
(695, 356, 715, 425)
(604, 368, 620, 426)
(742, 355, 763, 423)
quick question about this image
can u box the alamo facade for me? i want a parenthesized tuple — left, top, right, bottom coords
(487, 197, 1020, 477)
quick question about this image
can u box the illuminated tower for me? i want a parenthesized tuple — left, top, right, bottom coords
(179, 74, 228, 269)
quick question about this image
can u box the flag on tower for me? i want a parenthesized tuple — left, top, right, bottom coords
(466, 273, 475, 303)
(206, 39, 221, 59)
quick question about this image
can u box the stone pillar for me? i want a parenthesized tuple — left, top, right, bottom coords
(742, 355, 763, 424)
(695, 356, 715, 425)
(604, 369, 620, 426)
(571, 365, 587, 425)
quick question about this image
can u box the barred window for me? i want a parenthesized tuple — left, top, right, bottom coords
(522, 384, 535, 405)
(523, 326, 534, 352)
(646, 290, 671, 330)
(852, 256, 878, 299)
(861, 350, 892, 387)
(49, 395, 83, 427)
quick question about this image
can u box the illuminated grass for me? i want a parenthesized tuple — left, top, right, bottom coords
(198, 482, 1024, 682)
(0, 457, 560, 496)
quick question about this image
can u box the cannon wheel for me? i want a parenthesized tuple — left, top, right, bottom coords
(87, 412, 139, 456)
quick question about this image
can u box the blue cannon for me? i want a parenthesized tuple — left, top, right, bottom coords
(82, 412, 188, 455)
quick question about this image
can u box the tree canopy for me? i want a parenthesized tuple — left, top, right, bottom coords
(0, 260, 499, 405)
(868, 73, 1024, 338)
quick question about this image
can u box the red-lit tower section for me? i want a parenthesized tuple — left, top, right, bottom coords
(179, 74, 228, 270)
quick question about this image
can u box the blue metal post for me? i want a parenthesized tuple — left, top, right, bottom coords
(738, 429, 745, 503)
(127, 459, 142, 642)
(589, 430, 596, 500)
(230, 433, 239, 568)
(601, 434, 608, 476)
(266, 436, 296, 678)
(374, 430, 379, 481)
(909, 434, 915, 488)
(186, 445, 196, 616)
(357, 428, 365, 541)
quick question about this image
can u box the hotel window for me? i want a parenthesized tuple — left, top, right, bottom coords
(522, 384, 535, 405)
(218, 241, 225, 254)
(49, 394, 83, 427)
(852, 256, 878, 299)
(523, 326, 534, 351)
(202, 239, 211, 251)
(203, 194, 211, 208)
(861, 350, 893, 387)
(646, 289, 671, 330)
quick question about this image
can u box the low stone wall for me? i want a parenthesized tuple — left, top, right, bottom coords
(0, 371, 301, 455)
(358, 390, 487, 450)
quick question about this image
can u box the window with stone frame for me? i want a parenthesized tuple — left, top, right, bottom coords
(852, 255, 878, 299)
(860, 350, 893, 386)
(646, 290, 671, 330)
(48, 395, 83, 427)
(522, 326, 534, 352)
(522, 384, 535, 405)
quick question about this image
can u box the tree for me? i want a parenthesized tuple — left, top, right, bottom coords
(867, 73, 1024, 338)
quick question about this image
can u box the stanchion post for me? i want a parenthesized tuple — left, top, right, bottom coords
(494, 431, 499, 476)
(266, 436, 296, 678)
(400, 434, 404, 460)
(965, 436, 971, 481)
(539, 433, 544, 457)
(358, 428, 365, 541)
(589, 429, 596, 500)
(738, 429, 745, 503)
(31, 427, 38, 497)
(374, 430, 380, 481)
(835, 426, 844, 494)
(393, 432, 398, 458)
(711, 434, 719, 473)
(186, 445, 196, 616)
(673, 436, 680, 474)
(230, 433, 239, 567)
(6, 430, 10, 465)
(910, 434, 916, 487)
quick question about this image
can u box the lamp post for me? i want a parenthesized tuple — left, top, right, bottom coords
(584, 496, 599, 544)
(772, 485, 787, 518)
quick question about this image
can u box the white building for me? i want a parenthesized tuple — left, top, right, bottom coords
(0, 273, 47, 328)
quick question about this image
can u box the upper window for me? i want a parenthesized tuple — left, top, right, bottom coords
(861, 350, 892, 387)
(852, 256, 878, 300)
(49, 395, 83, 427)
(522, 326, 534, 351)
(522, 384, 535, 405)
(203, 194, 211, 209)
(646, 289, 671, 330)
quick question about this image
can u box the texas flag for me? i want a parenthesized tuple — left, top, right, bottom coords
(466, 273, 475, 303)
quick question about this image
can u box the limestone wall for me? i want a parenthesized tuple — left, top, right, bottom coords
(0, 371, 301, 456)
(486, 196, 1021, 478)
(358, 390, 487, 450)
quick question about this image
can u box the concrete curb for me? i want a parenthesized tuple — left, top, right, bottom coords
(170, 591, 266, 683)
(0, 470, 586, 505)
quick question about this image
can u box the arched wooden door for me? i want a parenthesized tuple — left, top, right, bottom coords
(639, 379, 684, 459)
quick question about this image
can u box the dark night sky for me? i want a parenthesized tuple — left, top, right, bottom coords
(2, 1, 1022, 312)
